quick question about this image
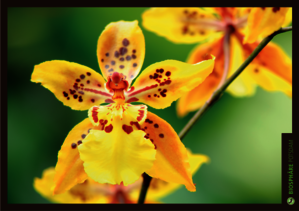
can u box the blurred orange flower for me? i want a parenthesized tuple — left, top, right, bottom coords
(142, 7, 292, 117)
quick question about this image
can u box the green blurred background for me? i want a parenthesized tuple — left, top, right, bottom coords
(8, 7, 292, 203)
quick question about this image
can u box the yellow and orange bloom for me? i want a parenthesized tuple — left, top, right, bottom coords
(34, 150, 209, 203)
(31, 20, 215, 195)
(142, 7, 292, 117)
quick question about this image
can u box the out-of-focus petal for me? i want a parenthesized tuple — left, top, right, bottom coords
(142, 7, 224, 44)
(52, 118, 98, 194)
(97, 21, 145, 85)
(282, 7, 292, 27)
(141, 112, 195, 191)
(177, 35, 224, 116)
(226, 34, 257, 97)
(31, 60, 112, 111)
(78, 105, 156, 186)
(243, 7, 290, 44)
(242, 40, 292, 97)
(127, 57, 215, 109)
(34, 167, 110, 203)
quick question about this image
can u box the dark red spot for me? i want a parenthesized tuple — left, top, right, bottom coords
(63, 91, 68, 97)
(122, 38, 130, 46)
(159, 68, 164, 73)
(159, 133, 164, 138)
(132, 54, 137, 59)
(199, 30, 205, 35)
(154, 124, 159, 128)
(158, 88, 161, 91)
(105, 52, 109, 57)
(76, 79, 81, 82)
(71, 143, 77, 149)
(165, 80, 171, 85)
(184, 9, 188, 14)
(91, 99, 95, 103)
(153, 73, 159, 79)
(133, 63, 137, 67)
(132, 49, 136, 53)
(126, 55, 131, 61)
(105, 99, 115, 103)
(80, 74, 85, 79)
(126, 97, 139, 103)
(254, 68, 259, 73)
(145, 119, 153, 124)
(148, 95, 151, 98)
(73, 94, 78, 99)
(99, 119, 108, 130)
(149, 75, 153, 79)
(272, 7, 280, 12)
(81, 134, 86, 139)
(165, 71, 171, 76)
(80, 83, 84, 87)
(122, 124, 133, 134)
(69, 89, 76, 95)
(182, 25, 188, 34)
(101, 59, 104, 62)
(119, 65, 125, 69)
(130, 121, 141, 130)
(154, 94, 157, 97)
(160, 89, 167, 97)
(120, 57, 125, 61)
(119, 47, 127, 55)
(78, 96, 83, 102)
(87, 72, 91, 76)
(87, 80, 90, 84)
(78, 91, 84, 95)
(128, 84, 158, 97)
(144, 127, 147, 129)
(114, 51, 120, 58)
(77, 140, 82, 145)
(137, 109, 145, 121)
(261, 7, 265, 10)
(97, 84, 101, 87)
(67, 97, 70, 100)
(105, 124, 113, 133)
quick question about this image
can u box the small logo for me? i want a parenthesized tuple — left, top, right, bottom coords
(287, 197, 295, 205)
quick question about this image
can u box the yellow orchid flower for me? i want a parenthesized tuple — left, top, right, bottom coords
(142, 8, 292, 117)
(31, 20, 215, 195)
(34, 150, 209, 203)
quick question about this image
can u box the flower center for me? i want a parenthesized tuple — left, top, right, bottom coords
(106, 72, 129, 104)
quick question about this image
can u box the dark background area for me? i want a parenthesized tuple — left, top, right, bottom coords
(8, 7, 292, 203)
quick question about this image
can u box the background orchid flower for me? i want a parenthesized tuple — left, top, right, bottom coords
(142, 7, 292, 117)
(31, 20, 215, 195)
(34, 150, 209, 203)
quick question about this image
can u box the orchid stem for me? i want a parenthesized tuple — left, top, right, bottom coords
(137, 173, 152, 204)
(137, 26, 292, 204)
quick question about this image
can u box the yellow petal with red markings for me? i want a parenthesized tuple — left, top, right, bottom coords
(53, 118, 100, 194)
(226, 34, 257, 97)
(127, 58, 215, 109)
(142, 7, 224, 44)
(97, 20, 145, 85)
(88, 103, 147, 131)
(31, 60, 112, 111)
(78, 106, 155, 186)
(177, 35, 224, 117)
(139, 112, 194, 191)
(243, 7, 290, 44)
(282, 8, 292, 27)
(34, 167, 110, 203)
